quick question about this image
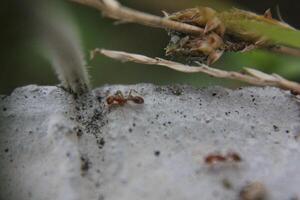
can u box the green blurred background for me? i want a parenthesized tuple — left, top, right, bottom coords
(1, 0, 300, 94)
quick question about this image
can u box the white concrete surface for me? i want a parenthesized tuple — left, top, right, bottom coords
(0, 84, 300, 200)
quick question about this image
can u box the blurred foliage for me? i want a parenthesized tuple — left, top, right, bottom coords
(232, 17, 300, 48)
(1, 0, 300, 94)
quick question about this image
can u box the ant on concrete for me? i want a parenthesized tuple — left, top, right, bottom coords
(204, 151, 242, 165)
(106, 90, 144, 106)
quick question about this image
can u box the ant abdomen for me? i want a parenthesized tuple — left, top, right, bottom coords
(131, 96, 144, 104)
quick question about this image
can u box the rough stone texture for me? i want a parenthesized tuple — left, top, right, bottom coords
(0, 84, 300, 200)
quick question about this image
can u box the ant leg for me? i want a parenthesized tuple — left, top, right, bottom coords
(127, 89, 134, 99)
(127, 90, 135, 101)
(128, 89, 141, 97)
(128, 89, 133, 97)
(128, 89, 141, 100)
(115, 90, 125, 98)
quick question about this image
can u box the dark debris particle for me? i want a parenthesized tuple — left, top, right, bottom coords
(95, 182, 100, 188)
(80, 156, 91, 173)
(128, 128, 133, 133)
(155, 87, 166, 93)
(154, 151, 160, 157)
(212, 93, 217, 97)
(74, 127, 83, 137)
(225, 112, 231, 116)
(28, 191, 32, 198)
(98, 138, 105, 147)
(2, 107, 7, 111)
(98, 194, 105, 200)
(92, 109, 103, 121)
(222, 179, 232, 190)
(132, 123, 136, 127)
(1, 95, 7, 100)
(96, 95, 103, 103)
(273, 125, 280, 132)
(169, 86, 183, 96)
(4, 148, 9, 153)
(289, 195, 300, 200)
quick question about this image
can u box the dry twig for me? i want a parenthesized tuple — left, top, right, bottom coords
(69, 0, 300, 57)
(69, 0, 204, 34)
(91, 48, 300, 94)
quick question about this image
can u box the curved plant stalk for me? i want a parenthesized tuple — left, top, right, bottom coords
(91, 48, 300, 94)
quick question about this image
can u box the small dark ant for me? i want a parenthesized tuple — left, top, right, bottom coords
(204, 151, 242, 165)
(106, 90, 144, 106)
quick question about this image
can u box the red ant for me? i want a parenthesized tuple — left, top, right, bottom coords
(106, 90, 144, 106)
(204, 152, 242, 165)
(205, 154, 227, 165)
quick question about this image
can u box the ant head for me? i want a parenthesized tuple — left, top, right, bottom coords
(106, 96, 115, 105)
(227, 152, 242, 162)
(115, 90, 124, 97)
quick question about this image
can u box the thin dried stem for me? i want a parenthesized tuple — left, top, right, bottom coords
(69, 0, 300, 58)
(269, 46, 300, 57)
(69, 0, 204, 34)
(91, 48, 300, 94)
